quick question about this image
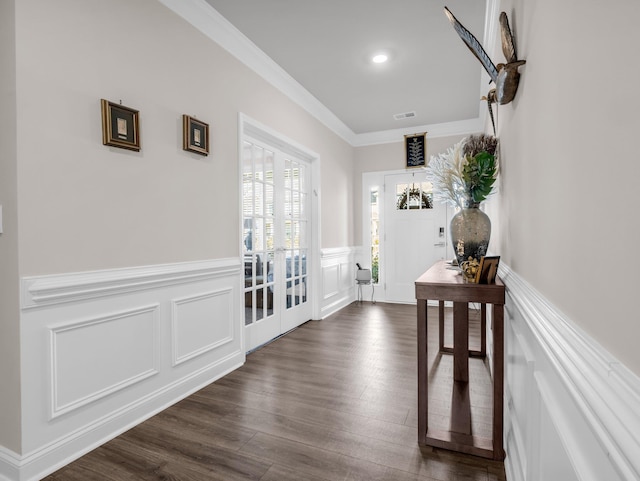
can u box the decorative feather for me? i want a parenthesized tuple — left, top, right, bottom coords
(499, 12, 517, 63)
(444, 6, 498, 83)
(487, 99, 496, 135)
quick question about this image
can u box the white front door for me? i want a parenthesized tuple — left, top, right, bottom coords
(242, 139, 312, 351)
(384, 172, 448, 303)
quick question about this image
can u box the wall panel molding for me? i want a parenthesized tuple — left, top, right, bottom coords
(320, 247, 354, 261)
(501, 264, 640, 481)
(21, 258, 240, 309)
(171, 289, 234, 366)
(49, 305, 159, 419)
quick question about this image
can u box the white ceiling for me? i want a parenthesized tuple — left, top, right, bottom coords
(202, 0, 488, 137)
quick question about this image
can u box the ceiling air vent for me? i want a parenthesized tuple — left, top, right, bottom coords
(393, 111, 416, 120)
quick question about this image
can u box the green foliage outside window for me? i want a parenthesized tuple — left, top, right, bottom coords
(371, 253, 379, 284)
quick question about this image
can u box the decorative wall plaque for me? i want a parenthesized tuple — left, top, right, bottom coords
(405, 132, 427, 168)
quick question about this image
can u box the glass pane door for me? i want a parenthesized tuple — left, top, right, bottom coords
(242, 140, 312, 350)
(243, 142, 273, 323)
(281, 158, 310, 332)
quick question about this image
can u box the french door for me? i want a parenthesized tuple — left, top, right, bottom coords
(242, 138, 312, 351)
(384, 172, 448, 303)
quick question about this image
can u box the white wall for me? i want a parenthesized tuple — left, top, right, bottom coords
(0, 0, 21, 454)
(488, 0, 640, 479)
(489, 0, 640, 377)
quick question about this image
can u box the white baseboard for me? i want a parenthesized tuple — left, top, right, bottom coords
(0, 447, 20, 481)
(320, 291, 355, 319)
(500, 264, 640, 481)
(3, 258, 245, 481)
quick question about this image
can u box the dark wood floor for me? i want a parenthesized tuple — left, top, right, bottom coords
(45, 302, 506, 481)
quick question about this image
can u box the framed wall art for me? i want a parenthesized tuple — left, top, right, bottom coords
(182, 115, 209, 156)
(476, 256, 500, 284)
(405, 132, 427, 168)
(100, 99, 140, 151)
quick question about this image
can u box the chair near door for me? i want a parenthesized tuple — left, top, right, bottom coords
(356, 266, 375, 303)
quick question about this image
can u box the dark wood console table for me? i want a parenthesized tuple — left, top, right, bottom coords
(415, 260, 505, 460)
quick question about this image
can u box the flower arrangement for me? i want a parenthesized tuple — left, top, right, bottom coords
(426, 134, 498, 209)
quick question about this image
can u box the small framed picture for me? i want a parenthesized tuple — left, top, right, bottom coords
(101, 99, 140, 151)
(405, 132, 427, 168)
(182, 115, 209, 156)
(476, 256, 500, 284)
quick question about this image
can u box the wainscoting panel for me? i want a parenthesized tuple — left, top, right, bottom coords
(50, 305, 159, 419)
(320, 247, 357, 318)
(14, 258, 244, 481)
(501, 264, 640, 481)
(171, 289, 233, 366)
(322, 264, 340, 299)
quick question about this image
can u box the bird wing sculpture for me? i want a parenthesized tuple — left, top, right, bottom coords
(499, 12, 517, 64)
(444, 7, 526, 134)
(444, 7, 498, 83)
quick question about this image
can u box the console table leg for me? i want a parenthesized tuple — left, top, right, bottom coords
(417, 299, 428, 444)
(453, 302, 469, 383)
(492, 303, 505, 460)
(438, 300, 445, 352)
(481, 303, 487, 357)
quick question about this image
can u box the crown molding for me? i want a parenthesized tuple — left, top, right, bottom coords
(158, 0, 490, 147)
(157, 0, 357, 144)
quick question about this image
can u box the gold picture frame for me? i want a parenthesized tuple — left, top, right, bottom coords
(182, 115, 209, 156)
(101, 99, 140, 151)
(475, 256, 500, 284)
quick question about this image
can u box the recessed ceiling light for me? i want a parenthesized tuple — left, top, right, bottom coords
(372, 53, 388, 64)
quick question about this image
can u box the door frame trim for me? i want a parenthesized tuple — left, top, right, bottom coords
(362, 169, 452, 304)
(238, 114, 322, 348)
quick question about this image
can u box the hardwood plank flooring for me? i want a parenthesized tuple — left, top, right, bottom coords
(45, 302, 506, 481)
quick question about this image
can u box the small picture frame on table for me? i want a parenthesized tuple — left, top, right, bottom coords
(182, 115, 209, 156)
(101, 99, 140, 151)
(404, 132, 427, 168)
(476, 256, 500, 284)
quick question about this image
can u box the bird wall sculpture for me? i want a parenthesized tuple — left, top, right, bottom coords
(444, 6, 526, 134)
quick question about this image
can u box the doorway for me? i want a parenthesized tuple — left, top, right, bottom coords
(240, 120, 317, 352)
(381, 172, 448, 303)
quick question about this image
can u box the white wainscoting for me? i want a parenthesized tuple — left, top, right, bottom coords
(49, 304, 160, 419)
(501, 264, 640, 481)
(5, 258, 244, 481)
(320, 247, 357, 318)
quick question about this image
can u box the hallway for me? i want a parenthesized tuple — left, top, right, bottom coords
(46, 302, 505, 480)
